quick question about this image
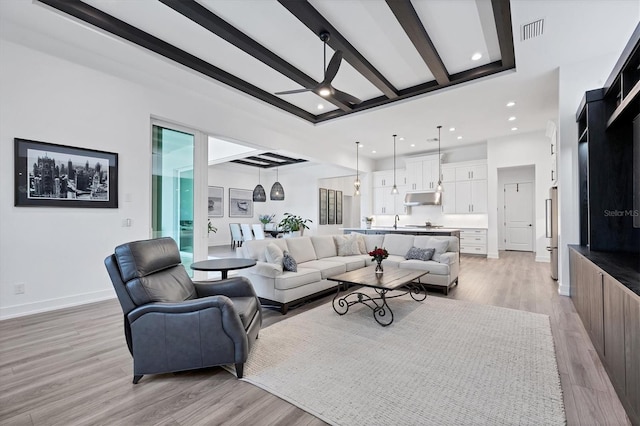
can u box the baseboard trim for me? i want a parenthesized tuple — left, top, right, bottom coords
(558, 280, 570, 296)
(487, 252, 499, 259)
(0, 289, 115, 320)
(535, 256, 550, 263)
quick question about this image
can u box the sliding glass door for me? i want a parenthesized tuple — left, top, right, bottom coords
(152, 124, 195, 270)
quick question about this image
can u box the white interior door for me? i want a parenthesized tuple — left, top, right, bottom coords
(504, 182, 534, 251)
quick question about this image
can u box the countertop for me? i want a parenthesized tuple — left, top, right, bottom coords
(342, 227, 460, 234)
(569, 245, 640, 296)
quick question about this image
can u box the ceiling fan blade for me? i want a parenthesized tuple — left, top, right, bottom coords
(275, 88, 314, 95)
(322, 50, 342, 84)
(333, 88, 361, 105)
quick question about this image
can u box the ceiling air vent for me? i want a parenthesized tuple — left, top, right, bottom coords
(521, 19, 544, 41)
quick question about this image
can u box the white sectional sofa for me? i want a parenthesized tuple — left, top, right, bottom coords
(239, 233, 459, 314)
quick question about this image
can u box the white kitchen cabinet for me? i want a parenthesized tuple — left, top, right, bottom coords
(459, 229, 488, 255)
(441, 182, 456, 214)
(373, 186, 407, 215)
(441, 166, 456, 183)
(405, 155, 440, 190)
(373, 171, 394, 188)
(455, 164, 487, 181)
(454, 179, 487, 213)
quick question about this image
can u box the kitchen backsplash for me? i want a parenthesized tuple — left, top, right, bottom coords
(370, 205, 488, 229)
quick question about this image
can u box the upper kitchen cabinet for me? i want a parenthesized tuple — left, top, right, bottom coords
(405, 155, 440, 191)
(373, 169, 407, 215)
(440, 160, 488, 214)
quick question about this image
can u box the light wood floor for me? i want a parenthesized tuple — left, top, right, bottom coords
(0, 251, 630, 425)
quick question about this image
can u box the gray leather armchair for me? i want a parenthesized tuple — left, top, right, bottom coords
(104, 237, 261, 384)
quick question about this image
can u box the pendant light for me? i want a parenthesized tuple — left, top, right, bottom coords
(391, 134, 399, 195)
(252, 168, 266, 202)
(354, 141, 361, 196)
(270, 168, 285, 200)
(436, 125, 443, 193)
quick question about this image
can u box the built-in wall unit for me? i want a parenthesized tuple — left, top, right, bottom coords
(569, 25, 640, 426)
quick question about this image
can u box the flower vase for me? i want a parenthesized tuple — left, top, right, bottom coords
(375, 261, 383, 276)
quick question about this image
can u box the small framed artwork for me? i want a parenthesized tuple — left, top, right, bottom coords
(14, 138, 118, 208)
(229, 188, 253, 217)
(208, 186, 223, 217)
(328, 189, 336, 225)
(319, 188, 328, 225)
(336, 190, 343, 225)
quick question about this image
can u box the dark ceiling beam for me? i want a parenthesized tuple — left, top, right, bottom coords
(385, 0, 450, 85)
(230, 159, 272, 168)
(316, 61, 509, 122)
(37, 0, 317, 122)
(278, 0, 398, 99)
(259, 152, 305, 163)
(158, 0, 351, 112)
(491, 0, 515, 69)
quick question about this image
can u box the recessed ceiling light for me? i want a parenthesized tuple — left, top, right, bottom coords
(358, 144, 364, 148)
(449, 127, 455, 132)
(457, 136, 463, 140)
(317, 104, 324, 110)
(399, 137, 404, 141)
(511, 127, 518, 131)
(508, 116, 516, 121)
(410, 144, 415, 147)
(471, 52, 482, 61)
(372, 150, 376, 154)
(506, 101, 516, 107)
(318, 87, 331, 97)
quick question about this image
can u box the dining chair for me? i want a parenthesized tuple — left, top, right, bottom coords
(252, 224, 266, 240)
(240, 223, 254, 242)
(229, 223, 243, 249)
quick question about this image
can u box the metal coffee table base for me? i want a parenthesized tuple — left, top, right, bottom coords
(332, 282, 427, 326)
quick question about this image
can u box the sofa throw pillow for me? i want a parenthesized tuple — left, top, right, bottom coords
(426, 238, 450, 262)
(350, 232, 367, 254)
(282, 250, 297, 272)
(405, 246, 435, 261)
(265, 243, 284, 265)
(336, 235, 361, 256)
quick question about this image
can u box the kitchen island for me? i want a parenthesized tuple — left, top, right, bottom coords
(342, 227, 460, 239)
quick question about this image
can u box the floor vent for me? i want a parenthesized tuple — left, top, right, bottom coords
(521, 18, 544, 41)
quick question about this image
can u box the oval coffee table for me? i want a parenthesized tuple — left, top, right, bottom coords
(190, 258, 256, 280)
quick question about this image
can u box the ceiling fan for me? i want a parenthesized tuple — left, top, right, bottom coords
(275, 32, 362, 105)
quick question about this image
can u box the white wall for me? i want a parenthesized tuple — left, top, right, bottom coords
(0, 40, 358, 318)
(486, 130, 552, 261)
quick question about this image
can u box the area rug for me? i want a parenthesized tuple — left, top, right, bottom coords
(235, 295, 565, 425)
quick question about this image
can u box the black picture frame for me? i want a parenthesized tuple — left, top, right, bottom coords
(319, 188, 328, 225)
(14, 138, 118, 208)
(208, 186, 223, 217)
(328, 189, 336, 225)
(229, 188, 253, 217)
(336, 190, 343, 225)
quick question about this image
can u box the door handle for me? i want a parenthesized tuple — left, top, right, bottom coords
(546, 246, 552, 251)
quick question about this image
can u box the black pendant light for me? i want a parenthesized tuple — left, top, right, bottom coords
(391, 134, 399, 195)
(253, 168, 266, 202)
(354, 141, 361, 196)
(270, 168, 285, 200)
(436, 126, 443, 193)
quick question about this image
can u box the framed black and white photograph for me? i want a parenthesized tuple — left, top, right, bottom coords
(14, 138, 118, 208)
(336, 190, 343, 225)
(229, 188, 253, 217)
(328, 189, 336, 225)
(319, 188, 328, 225)
(208, 186, 223, 217)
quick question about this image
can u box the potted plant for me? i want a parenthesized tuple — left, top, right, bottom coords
(259, 214, 275, 230)
(278, 213, 312, 237)
(207, 219, 218, 235)
(364, 216, 374, 229)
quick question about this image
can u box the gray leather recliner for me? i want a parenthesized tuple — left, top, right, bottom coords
(104, 237, 261, 384)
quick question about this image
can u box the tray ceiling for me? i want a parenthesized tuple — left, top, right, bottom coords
(38, 0, 515, 124)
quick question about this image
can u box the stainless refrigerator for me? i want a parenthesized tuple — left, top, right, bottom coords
(546, 187, 558, 280)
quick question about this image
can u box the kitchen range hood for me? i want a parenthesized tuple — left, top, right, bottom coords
(404, 191, 442, 206)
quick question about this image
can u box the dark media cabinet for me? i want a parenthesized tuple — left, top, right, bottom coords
(571, 24, 640, 426)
